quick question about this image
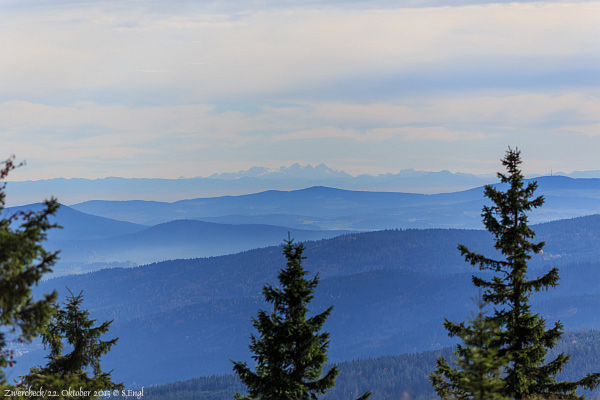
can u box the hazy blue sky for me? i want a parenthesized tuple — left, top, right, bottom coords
(2, 0, 599, 180)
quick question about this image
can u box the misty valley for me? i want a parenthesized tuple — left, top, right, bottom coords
(4, 168, 600, 399)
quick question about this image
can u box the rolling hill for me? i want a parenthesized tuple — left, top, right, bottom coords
(7, 214, 600, 386)
(70, 178, 600, 230)
(3, 202, 146, 241)
(4, 203, 352, 274)
(51, 219, 351, 266)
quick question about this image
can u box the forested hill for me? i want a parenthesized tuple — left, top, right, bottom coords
(15, 213, 600, 386)
(14, 199, 600, 275)
(145, 330, 600, 400)
(11, 179, 600, 275)
(40, 214, 600, 311)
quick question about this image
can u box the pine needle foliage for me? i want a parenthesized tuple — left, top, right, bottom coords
(22, 289, 123, 393)
(0, 157, 59, 384)
(233, 237, 370, 400)
(433, 148, 600, 400)
(431, 297, 509, 400)
(0, 157, 122, 398)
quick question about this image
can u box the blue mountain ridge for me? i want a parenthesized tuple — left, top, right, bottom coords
(6, 213, 600, 387)
(69, 178, 600, 229)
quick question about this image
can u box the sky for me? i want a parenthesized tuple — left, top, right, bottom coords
(1, 0, 599, 181)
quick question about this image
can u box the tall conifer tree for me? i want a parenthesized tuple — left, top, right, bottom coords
(23, 290, 123, 393)
(433, 148, 600, 399)
(0, 158, 122, 397)
(0, 157, 59, 385)
(233, 237, 370, 400)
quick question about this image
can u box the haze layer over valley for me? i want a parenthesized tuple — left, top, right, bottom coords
(7, 171, 600, 276)
(5, 170, 600, 393)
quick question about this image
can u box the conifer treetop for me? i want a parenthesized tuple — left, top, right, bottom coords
(434, 148, 600, 400)
(21, 289, 123, 394)
(233, 237, 370, 400)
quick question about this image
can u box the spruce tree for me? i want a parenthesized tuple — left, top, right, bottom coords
(232, 237, 370, 400)
(433, 148, 600, 399)
(22, 290, 123, 394)
(0, 156, 121, 397)
(0, 157, 59, 384)
(431, 296, 509, 400)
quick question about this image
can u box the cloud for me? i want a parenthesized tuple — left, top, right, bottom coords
(291, 92, 600, 132)
(272, 125, 486, 143)
(0, 101, 215, 140)
(1, 2, 598, 105)
(4, 89, 597, 176)
(2, 1, 600, 179)
(561, 123, 600, 137)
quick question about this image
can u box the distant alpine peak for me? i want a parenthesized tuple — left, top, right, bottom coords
(207, 163, 353, 180)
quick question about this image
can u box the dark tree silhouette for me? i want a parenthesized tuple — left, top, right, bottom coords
(233, 237, 369, 400)
(433, 148, 600, 399)
(0, 157, 59, 384)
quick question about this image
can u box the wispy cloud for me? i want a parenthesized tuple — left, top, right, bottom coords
(1, 1, 599, 179)
(2, 2, 598, 103)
